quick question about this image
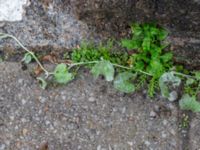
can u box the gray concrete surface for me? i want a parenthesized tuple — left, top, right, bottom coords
(0, 62, 183, 150)
(189, 115, 200, 150)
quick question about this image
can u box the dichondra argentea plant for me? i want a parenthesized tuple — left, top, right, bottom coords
(1, 23, 200, 112)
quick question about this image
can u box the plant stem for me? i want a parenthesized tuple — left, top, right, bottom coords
(112, 63, 152, 76)
(1, 33, 49, 76)
(138, 70, 153, 76)
(68, 61, 99, 69)
(68, 60, 153, 76)
(112, 63, 131, 70)
(0, 33, 159, 78)
(172, 71, 193, 78)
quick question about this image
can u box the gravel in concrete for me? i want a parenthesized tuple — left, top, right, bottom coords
(0, 62, 181, 150)
(189, 114, 200, 150)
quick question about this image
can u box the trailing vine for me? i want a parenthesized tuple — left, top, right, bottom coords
(1, 22, 200, 112)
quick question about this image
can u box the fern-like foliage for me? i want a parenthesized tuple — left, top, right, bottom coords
(122, 23, 172, 96)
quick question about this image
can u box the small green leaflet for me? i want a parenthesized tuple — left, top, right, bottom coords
(142, 37, 151, 51)
(194, 71, 200, 80)
(159, 72, 181, 101)
(160, 52, 173, 63)
(179, 94, 200, 112)
(135, 61, 145, 70)
(121, 39, 140, 50)
(158, 28, 168, 40)
(22, 53, 32, 64)
(114, 72, 135, 93)
(37, 77, 47, 89)
(54, 63, 73, 84)
(150, 27, 159, 36)
(131, 23, 142, 36)
(91, 60, 114, 81)
(147, 60, 164, 78)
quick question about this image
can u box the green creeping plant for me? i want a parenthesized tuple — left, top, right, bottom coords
(53, 63, 74, 84)
(1, 22, 200, 113)
(22, 53, 33, 64)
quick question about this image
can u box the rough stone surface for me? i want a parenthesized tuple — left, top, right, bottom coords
(0, 1, 97, 51)
(71, 0, 200, 67)
(0, 62, 181, 150)
(189, 114, 200, 150)
(71, 0, 200, 35)
(0, 0, 29, 22)
(0, 0, 200, 67)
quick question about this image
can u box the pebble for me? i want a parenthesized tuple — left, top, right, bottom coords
(88, 97, 95, 102)
(127, 141, 133, 146)
(149, 111, 157, 118)
(61, 95, 66, 100)
(22, 128, 28, 136)
(163, 120, 168, 126)
(39, 96, 47, 103)
(121, 107, 126, 114)
(97, 145, 101, 150)
(0, 144, 5, 150)
(144, 141, 151, 146)
(10, 116, 14, 121)
(21, 99, 26, 105)
(161, 131, 167, 138)
(18, 79, 24, 84)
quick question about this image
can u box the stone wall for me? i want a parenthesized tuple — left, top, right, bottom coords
(71, 0, 200, 35)
(0, 0, 200, 66)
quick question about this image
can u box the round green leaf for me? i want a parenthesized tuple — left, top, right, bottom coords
(179, 94, 200, 112)
(114, 72, 135, 93)
(54, 63, 73, 84)
(22, 53, 32, 64)
(91, 60, 114, 81)
(159, 72, 181, 99)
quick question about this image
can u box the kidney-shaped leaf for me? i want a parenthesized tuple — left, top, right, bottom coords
(179, 94, 200, 112)
(37, 77, 47, 89)
(159, 72, 181, 100)
(91, 60, 114, 81)
(54, 63, 73, 84)
(114, 72, 135, 93)
(22, 53, 33, 64)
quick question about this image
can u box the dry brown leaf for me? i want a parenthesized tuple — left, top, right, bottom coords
(22, 128, 28, 136)
(76, 45, 80, 49)
(42, 54, 57, 63)
(44, 104, 49, 112)
(34, 65, 43, 76)
(39, 142, 48, 150)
